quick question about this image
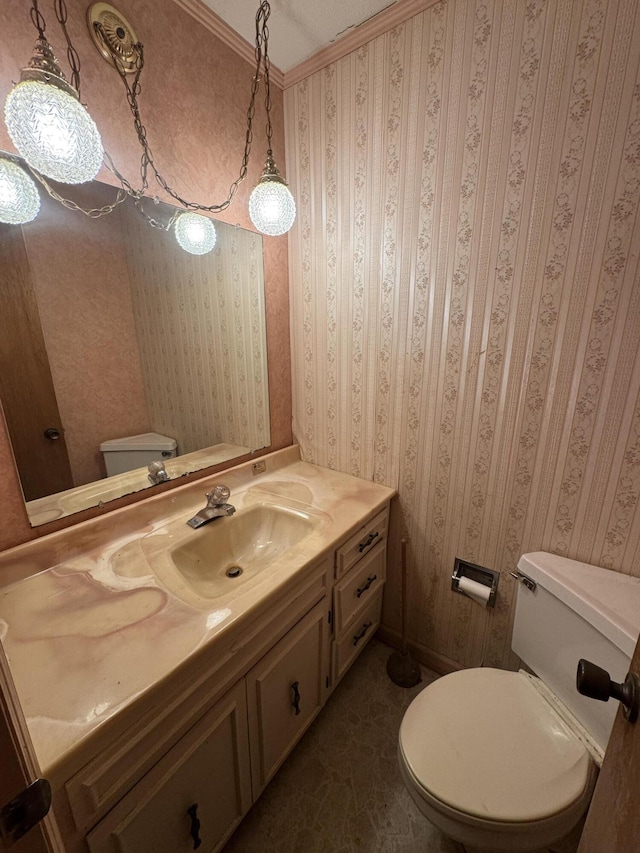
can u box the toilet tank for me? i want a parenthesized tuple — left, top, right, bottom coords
(100, 432, 177, 476)
(512, 551, 640, 752)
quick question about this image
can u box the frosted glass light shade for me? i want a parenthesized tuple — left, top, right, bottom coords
(0, 158, 40, 224)
(174, 212, 217, 255)
(5, 80, 103, 184)
(249, 178, 296, 236)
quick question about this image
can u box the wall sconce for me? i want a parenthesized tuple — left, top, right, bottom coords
(2, 0, 295, 253)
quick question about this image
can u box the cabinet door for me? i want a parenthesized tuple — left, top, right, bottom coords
(87, 680, 251, 853)
(247, 599, 329, 796)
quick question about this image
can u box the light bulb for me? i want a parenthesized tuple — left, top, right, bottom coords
(0, 158, 40, 224)
(174, 212, 217, 255)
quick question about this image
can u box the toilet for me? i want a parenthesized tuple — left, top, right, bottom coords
(100, 432, 177, 476)
(398, 551, 640, 853)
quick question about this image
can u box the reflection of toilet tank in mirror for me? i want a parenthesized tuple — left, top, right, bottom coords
(100, 433, 177, 477)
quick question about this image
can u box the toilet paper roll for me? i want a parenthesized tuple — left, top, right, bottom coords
(457, 576, 491, 608)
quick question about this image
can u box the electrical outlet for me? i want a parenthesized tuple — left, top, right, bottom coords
(252, 460, 266, 475)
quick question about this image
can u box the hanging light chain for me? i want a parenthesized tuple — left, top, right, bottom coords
(94, 0, 274, 215)
(29, 0, 47, 39)
(27, 165, 128, 218)
(259, 3, 274, 155)
(53, 0, 83, 97)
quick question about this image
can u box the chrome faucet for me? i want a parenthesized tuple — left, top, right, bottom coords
(148, 460, 170, 485)
(187, 485, 236, 529)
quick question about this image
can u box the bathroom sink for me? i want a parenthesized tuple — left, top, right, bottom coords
(168, 503, 319, 599)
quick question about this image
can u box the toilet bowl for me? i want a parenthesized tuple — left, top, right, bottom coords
(399, 669, 597, 852)
(397, 551, 640, 853)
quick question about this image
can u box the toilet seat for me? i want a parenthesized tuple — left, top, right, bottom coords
(399, 668, 595, 824)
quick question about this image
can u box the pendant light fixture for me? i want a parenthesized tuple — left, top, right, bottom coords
(0, 155, 41, 224)
(3, 1, 295, 247)
(248, 4, 296, 236)
(249, 153, 296, 236)
(5, 2, 103, 185)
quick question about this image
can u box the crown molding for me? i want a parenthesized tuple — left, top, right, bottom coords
(172, 0, 285, 89)
(283, 0, 441, 88)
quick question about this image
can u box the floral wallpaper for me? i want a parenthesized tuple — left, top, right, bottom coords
(121, 203, 270, 455)
(285, 0, 640, 670)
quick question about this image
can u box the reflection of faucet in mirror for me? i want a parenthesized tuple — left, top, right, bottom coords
(147, 461, 170, 485)
(187, 485, 236, 529)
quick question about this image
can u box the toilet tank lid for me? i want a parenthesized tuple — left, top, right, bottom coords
(99, 432, 177, 452)
(518, 552, 640, 658)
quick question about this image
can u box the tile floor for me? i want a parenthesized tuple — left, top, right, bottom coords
(223, 638, 464, 853)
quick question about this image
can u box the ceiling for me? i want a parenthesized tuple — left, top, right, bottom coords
(201, 0, 395, 72)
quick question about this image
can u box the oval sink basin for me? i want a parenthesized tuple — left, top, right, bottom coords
(168, 503, 319, 599)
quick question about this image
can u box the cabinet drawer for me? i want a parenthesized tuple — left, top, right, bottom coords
(246, 598, 329, 797)
(86, 680, 251, 853)
(333, 541, 386, 636)
(335, 508, 388, 579)
(331, 593, 382, 684)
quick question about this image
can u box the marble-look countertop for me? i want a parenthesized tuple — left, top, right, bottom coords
(0, 446, 394, 776)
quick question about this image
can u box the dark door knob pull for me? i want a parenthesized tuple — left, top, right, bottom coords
(44, 428, 60, 440)
(576, 659, 640, 723)
(187, 803, 201, 849)
(291, 680, 301, 715)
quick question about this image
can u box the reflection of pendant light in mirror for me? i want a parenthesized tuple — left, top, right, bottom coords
(4, 36, 103, 184)
(249, 153, 296, 237)
(174, 212, 217, 255)
(0, 157, 40, 224)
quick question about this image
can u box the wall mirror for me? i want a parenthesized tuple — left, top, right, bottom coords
(0, 160, 270, 526)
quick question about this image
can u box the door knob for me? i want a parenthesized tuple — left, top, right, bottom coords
(576, 659, 640, 723)
(44, 428, 60, 440)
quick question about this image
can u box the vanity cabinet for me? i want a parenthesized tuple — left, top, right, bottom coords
(48, 499, 390, 853)
(84, 598, 330, 853)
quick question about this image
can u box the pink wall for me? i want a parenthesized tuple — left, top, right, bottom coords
(0, 0, 291, 551)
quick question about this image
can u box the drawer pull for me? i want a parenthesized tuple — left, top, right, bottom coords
(356, 574, 378, 598)
(291, 680, 301, 715)
(187, 803, 202, 849)
(358, 531, 379, 553)
(352, 621, 373, 647)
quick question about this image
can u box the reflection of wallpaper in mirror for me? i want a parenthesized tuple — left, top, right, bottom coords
(121, 202, 269, 455)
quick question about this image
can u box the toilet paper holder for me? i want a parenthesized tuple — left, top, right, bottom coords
(451, 558, 499, 608)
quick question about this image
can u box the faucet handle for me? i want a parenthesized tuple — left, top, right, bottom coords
(206, 484, 231, 506)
